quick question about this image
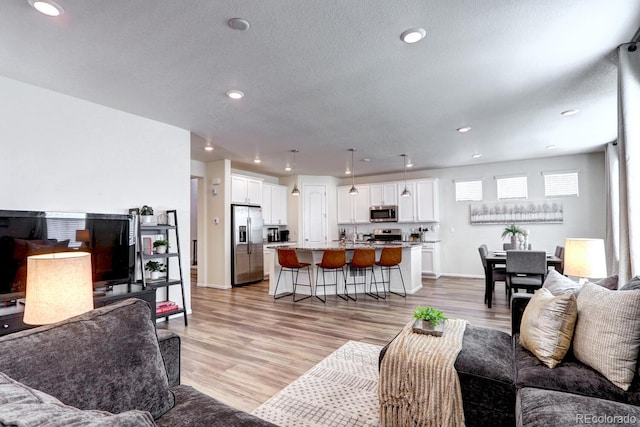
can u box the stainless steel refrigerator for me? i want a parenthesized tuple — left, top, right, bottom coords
(231, 204, 264, 286)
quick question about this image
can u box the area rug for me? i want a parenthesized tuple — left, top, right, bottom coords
(252, 341, 382, 427)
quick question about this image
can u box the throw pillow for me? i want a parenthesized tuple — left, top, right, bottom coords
(542, 269, 582, 296)
(621, 276, 640, 291)
(519, 288, 578, 368)
(573, 282, 640, 390)
(0, 299, 175, 418)
(595, 274, 619, 290)
(0, 371, 156, 427)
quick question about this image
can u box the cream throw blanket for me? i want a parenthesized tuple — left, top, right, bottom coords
(379, 319, 468, 427)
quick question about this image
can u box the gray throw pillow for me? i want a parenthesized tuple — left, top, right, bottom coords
(0, 371, 156, 427)
(621, 276, 640, 291)
(0, 299, 174, 418)
(595, 275, 619, 290)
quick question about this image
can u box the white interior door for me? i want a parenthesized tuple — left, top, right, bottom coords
(303, 184, 327, 245)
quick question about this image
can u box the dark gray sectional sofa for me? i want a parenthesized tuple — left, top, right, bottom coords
(511, 293, 640, 427)
(380, 290, 640, 427)
(0, 298, 275, 427)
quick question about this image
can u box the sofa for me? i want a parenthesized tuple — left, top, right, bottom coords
(0, 298, 276, 427)
(380, 273, 640, 427)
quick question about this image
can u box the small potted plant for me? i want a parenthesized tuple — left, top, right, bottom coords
(501, 224, 524, 249)
(412, 306, 448, 336)
(145, 260, 166, 280)
(140, 205, 154, 224)
(153, 239, 169, 254)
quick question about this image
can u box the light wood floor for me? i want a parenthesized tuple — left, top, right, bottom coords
(158, 273, 511, 413)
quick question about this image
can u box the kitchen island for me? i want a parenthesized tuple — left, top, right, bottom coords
(267, 243, 422, 298)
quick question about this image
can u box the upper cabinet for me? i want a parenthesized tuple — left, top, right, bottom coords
(262, 183, 288, 225)
(231, 174, 263, 205)
(398, 178, 439, 223)
(369, 183, 398, 206)
(337, 185, 371, 224)
(397, 181, 417, 222)
(416, 179, 439, 222)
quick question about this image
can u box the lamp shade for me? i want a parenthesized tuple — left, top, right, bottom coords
(23, 252, 94, 325)
(563, 238, 607, 279)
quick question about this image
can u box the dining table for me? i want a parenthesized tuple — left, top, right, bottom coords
(484, 251, 563, 308)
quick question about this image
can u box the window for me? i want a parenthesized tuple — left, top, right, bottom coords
(496, 175, 528, 200)
(543, 170, 579, 197)
(455, 179, 482, 201)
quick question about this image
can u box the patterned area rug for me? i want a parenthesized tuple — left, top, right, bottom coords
(252, 341, 382, 427)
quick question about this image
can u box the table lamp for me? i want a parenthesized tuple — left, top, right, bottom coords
(563, 238, 607, 284)
(23, 252, 94, 325)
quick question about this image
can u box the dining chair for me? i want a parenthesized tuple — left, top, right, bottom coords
(478, 245, 507, 304)
(553, 245, 565, 274)
(506, 250, 547, 305)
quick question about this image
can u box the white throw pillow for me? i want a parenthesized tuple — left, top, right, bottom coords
(542, 269, 582, 296)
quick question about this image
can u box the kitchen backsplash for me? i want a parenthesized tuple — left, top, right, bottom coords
(339, 223, 440, 241)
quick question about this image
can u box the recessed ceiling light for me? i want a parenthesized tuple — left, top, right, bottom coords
(457, 126, 472, 133)
(546, 144, 557, 150)
(253, 156, 261, 164)
(226, 90, 244, 99)
(400, 28, 426, 44)
(472, 153, 483, 159)
(228, 18, 250, 31)
(561, 109, 579, 116)
(29, 0, 63, 16)
(361, 158, 371, 162)
(284, 163, 291, 172)
(204, 142, 214, 152)
(406, 157, 414, 168)
(345, 168, 351, 175)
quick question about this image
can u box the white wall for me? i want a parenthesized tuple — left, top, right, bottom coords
(0, 76, 192, 310)
(342, 152, 606, 277)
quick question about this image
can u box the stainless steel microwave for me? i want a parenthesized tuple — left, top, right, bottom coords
(369, 205, 398, 222)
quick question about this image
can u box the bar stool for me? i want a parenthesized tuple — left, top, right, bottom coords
(375, 246, 406, 298)
(274, 248, 312, 302)
(315, 249, 347, 303)
(345, 248, 379, 301)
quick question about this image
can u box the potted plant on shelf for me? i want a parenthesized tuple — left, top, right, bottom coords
(140, 205, 154, 224)
(145, 260, 166, 280)
(412, 305, 448, 336)
(153, 239, 169, 254)
(501, 224, 524, 249)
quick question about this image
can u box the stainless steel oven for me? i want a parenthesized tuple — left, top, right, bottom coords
(369, 205, 398, 223)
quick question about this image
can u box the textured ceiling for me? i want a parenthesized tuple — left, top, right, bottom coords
(1, 1, 638, 178)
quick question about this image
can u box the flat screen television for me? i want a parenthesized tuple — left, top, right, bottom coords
(0, 210, 135, 299)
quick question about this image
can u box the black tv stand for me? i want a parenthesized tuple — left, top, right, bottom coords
(0, 283, 155, 337)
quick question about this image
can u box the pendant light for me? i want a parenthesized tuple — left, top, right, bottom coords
(290, 149, 301, 196)
(401, 154, 411, 197)
(348, 148, 358, 195)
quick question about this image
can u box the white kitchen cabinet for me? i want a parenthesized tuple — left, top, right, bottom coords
(263, 247, 274, 279)
(262, 183, 288, 225)
(416, 179, 440, 222)
(421, 242, 441, 278)
(369, 183, 398, 206)
(397, 181, 417, 222)
(231, 174, 263, 205)
(337, 185, 371, 224)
